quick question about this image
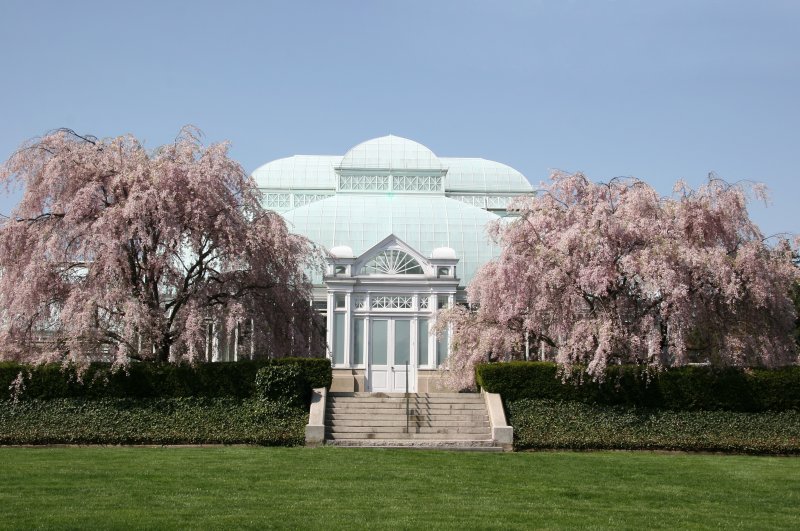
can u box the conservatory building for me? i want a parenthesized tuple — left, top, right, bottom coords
(252, 135, 532, 392)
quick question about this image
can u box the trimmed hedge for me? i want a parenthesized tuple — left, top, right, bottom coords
(0, 358, 332, 401)
(508, 399, 800, 454)
(255, 365, 308, 406)
(476, 362, 800, 412)
(0, 398, 306, 446)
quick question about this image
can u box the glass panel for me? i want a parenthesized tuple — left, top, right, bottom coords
(371, 320, 388, 365)
(394, 320, 411, 365)
(418, 319, 429, 366)
(436, 328, 449, 366)
(333, 313, 345, 365)
(353, 318, 364, 365)
(335, 294, 346, 309)
(419, 296, 430, 310)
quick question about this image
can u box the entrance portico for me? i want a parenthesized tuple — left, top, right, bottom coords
(325, 236, 457, 392)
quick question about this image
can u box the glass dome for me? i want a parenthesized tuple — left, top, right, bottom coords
(338, 135, 443, 172)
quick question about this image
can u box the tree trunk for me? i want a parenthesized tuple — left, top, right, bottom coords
(155, 334, 171, 363)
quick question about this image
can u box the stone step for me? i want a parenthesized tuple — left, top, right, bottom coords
(326, 432, 492, 441)
(328, 408, 487, 416)
(328, 414, 488, 421)
(328, 404, 486, 410)
(330, 398, 484, 404)
(329, 396, 485, 403)
(327, 412, 487, 420)
(327, 413, 489, 422)
(328, 402, 487, 410)
(325, 440, 503, 451)
(330, 392, 482, 399)
(325, 419, 489, 431)
(329, 425, 490, 434)
(327, 411, 486, 419)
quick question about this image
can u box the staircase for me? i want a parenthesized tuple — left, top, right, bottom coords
(325, 392, 501, 451)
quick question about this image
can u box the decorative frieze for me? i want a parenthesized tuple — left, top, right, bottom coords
(264, 193, 291, 209)
(393, 175, 442, 192)
(339, 175, 390, 191)
(264, 192, 330, 211)
(337, 174, 443, 193)
(450, 194, 516, 210)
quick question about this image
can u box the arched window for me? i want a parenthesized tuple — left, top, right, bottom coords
(362, 250, 424, 275)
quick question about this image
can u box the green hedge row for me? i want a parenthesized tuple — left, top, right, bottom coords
(0, 398, 306, 446)
(0, 358, 332, 401)
(476, 362, 800, 411)
(508, 399, 800, 454)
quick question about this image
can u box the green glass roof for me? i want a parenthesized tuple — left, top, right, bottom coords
(252, 155, 340, 191)
(252, 135, 532, 194)
(282, 194, 501, 286)
(254, 136, 533, 287)
(441, 157, 531, 193)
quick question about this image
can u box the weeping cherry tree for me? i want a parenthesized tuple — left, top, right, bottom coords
(438, 171, 799, 389)
(0, 128, 325, 367)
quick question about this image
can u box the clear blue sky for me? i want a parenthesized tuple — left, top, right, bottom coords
(1, 0, 797, 237)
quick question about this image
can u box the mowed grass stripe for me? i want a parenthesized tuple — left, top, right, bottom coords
(0, 447, 798, 530)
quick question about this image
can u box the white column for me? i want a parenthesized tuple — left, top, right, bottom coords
(250, 319, 255, 360)
(211, 323, 220, 362)
(344, 292, 352, 367)
(411, 315, 418, 391)
(326, 291, 335, 363)
(447, 294, 455, 361)
(364, 313, 371, 391)
(233, 323, 239, 362)
(524, 331, 529, 361)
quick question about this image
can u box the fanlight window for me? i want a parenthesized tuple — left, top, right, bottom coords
(362, 250, 424, 275)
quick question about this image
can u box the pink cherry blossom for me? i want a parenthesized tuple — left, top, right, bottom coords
(439, 171, 799, 389)
(0, 128, 326, 369)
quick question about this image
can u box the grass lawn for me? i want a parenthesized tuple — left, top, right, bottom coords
(0, 447, 798, 530)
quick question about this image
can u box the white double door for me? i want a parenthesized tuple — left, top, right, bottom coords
(368, 318, 415, 393)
